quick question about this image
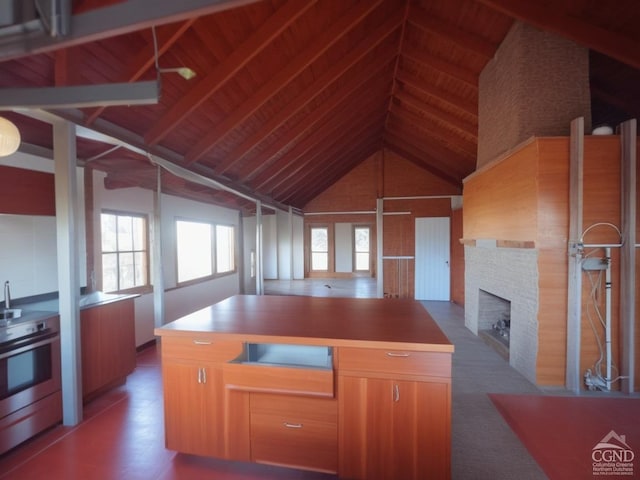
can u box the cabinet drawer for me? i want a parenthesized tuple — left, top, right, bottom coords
(338, 347, 451, 378)
(250, 394, 337, 473)
(160, 336, 243, 363)
(224, 363, 334, 397)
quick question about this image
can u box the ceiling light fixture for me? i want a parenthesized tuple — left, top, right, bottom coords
(151, 27, 196, 81)
(157, 67, 197, 81)
(0, 116, 21, 157)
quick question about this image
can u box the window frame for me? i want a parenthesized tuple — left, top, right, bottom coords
(309, 225, 330, 272)
(353, 225, 371, 273)
(175, 217, 237, 286)
(99, 210, 150, 294)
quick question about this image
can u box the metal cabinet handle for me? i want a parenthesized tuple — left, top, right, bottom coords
(283, 422, 303, 429)
(386, 352, 410, 357)
(193, 340, 212, 345)
(197, 368, 202, 384)
(393, 384, 400, 402)
(201, 367, 206, 384)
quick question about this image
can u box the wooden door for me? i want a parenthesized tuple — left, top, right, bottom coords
(339, 376, 451, 479)
(415, 217, 450, 301)
(162, 361, 224, 458)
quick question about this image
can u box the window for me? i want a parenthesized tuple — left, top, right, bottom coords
(176, 219, 236, 283)
(216, 224, 235, 274)
(310, 227, 328, 271)
(354, 226, 370, 272)
(101, 212, 148, 293)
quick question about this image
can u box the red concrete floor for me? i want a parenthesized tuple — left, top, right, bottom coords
(0, 345, 336, 480)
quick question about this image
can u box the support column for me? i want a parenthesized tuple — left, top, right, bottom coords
(256, 201, 263, 295)
(620, 119, 637, 393)
(53, 119, 82, 425)
(153, 165, 165, 327)
(566, 117, 584, 394)
(376, 198, 384, 298)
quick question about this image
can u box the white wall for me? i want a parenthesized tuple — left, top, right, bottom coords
(242, 216, 257, 294)
(292, 214, 304, 279)
(335, 223, 353, 273)
(262, 214, 278, 279)
(245, 210, 305, 281)
(0, 151, 87, 299)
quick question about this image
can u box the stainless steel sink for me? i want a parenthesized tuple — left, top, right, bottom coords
(0, 308, 22, 320)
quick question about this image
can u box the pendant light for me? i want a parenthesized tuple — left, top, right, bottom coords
(0, 116, 20, 157)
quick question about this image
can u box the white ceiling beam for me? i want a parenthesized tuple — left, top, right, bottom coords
(0, 81, 159, 109)
(0, 0, 260, 61)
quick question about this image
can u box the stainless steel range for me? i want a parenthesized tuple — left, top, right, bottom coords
(0, 311, 62, 454)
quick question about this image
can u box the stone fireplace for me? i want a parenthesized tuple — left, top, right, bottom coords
(465, 244, 539, 383)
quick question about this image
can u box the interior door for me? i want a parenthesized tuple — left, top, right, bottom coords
(414, 217, 450, 301)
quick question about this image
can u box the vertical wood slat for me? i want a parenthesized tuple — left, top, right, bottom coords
(566, 117, 584, 393)
(620, 119, 637, 393)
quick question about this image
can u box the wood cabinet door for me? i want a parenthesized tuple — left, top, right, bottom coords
(339, 376, 451, 480)
(162, 361, 225, 458)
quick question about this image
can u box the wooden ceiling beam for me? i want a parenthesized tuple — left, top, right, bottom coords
(255, 101, 388, 193)
(144, 1, 316, 145)
(85, 19, 195, 125)
(232, 56, 395, 183)
(394, 89, 477, 139)
(402, 48, 478, 89)
(213, 11, 403, 175)
(475, 0, 640, 70)
(268, 109, 386, 196)
(384, 126, 475, 174)
(395, 70, 477, 117)
(408, 5, 497, 59)
(278, 130, 383, 205)
(292, 142, 382, 207)
(250, 88, 389, 191)
(388, 103, 477, 156)
(183, 0, 387, 164)
(383, 142, 462, 189)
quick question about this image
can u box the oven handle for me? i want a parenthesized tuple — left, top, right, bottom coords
(0, 332, 60, 359)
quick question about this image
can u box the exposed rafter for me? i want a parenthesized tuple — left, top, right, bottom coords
(408, 5, 497, 59)
(182, 0, 387, 165)
(395, 70, 478, 117)
(144, 1, 315, 145)
(402, 48, 478, 88)
(475, 0, 640, 70)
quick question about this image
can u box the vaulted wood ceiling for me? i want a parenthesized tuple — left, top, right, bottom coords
(0, 0, 638, 215)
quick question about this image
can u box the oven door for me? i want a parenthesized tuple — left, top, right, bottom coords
(0, 332, 61, 419)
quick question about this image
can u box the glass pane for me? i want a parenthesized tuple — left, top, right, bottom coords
(311, 252, 328, 271)
(216, 225, 235, 273)
(134, 251, 147, 286)
(355, 252, 369, 271)
(119, 252, 135, 290)
(132, 216, 145, 251)
(102, 253, 118, 292)
(355, 227, 369, 252)
(101, 214, 117, 252)
(311, 228, 328, 252)
(177, 221, 212, 282)
(117, 216, 134, 251)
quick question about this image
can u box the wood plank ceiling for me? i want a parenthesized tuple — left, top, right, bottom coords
(0, 0, 638, 215)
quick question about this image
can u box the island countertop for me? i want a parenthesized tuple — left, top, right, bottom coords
(154, 294, 453, 353)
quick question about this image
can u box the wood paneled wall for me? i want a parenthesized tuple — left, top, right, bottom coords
(463, 139, 539, 242)
(0, 165, 55, 216)
(303, 150, 459, 297)
(463, 136, 638, 389)
(450, 208, 464, 306)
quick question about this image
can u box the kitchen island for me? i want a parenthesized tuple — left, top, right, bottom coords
(155, 295, 453, 479)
